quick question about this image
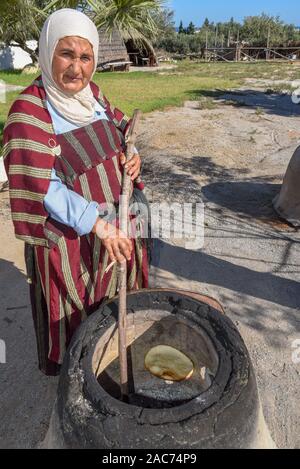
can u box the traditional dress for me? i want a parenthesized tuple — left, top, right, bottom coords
(3, 77, 148, 375)
(4, 8, 149, 375)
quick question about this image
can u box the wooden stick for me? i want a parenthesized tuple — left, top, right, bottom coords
(105, 260, 116, 274)
(118, 110, 142, 400)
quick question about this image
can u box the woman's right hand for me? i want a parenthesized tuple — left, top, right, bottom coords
(92, 218, 132, 263)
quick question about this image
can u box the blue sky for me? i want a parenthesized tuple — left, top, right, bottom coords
(169, 0, 300, 26)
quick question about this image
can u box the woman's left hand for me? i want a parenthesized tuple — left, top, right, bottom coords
(120, 152, 141, 181)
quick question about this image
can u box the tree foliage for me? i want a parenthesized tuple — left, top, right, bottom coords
(1, 2, 300, 62)
(156, 12, 300, 54)
(178, 20, 184, 35)
(0, 0, 45, 62)
(0, 0, 165, 62)
(241, 13, 299, 46)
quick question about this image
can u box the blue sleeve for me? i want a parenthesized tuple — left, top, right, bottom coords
(44, 169, 99, 236)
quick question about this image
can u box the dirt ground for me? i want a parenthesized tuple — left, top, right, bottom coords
(0, 85, 300, 448)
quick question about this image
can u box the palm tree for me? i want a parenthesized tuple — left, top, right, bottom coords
(0, 0, 164, 66)
(41, 0, 88, 11)
(43, 0, 164, 63)
(0, 0, 44, 64)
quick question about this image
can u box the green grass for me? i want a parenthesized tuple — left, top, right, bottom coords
(165, 60, 300, 81)
(1, 61, 300, 149)
(0, 70, 38, 87)
(92, 71, 235, 115)
(0, 65, 236, 148)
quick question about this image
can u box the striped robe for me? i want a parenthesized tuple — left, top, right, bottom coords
(3, 77, 148, 375)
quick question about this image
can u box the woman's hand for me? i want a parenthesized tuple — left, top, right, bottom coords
(92, 218, 132, 263)
(120, 152, 141, 181)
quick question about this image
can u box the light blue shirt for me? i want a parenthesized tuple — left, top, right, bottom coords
(44, 169, 100, 236)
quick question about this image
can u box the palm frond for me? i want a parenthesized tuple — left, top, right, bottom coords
(42, 0, 86, 12)
(88, 0, 165, 43)
(0, 0, 43, 44)
(0, 0, 164, 58)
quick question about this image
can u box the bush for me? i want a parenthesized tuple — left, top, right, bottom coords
(156, 33, 204, 54)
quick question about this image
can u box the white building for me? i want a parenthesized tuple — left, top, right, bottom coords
(0, 40, 37, 70)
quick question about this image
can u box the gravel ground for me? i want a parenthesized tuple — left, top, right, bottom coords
(0, 88, 299, 448)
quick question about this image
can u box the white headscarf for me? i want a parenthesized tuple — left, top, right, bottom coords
(38, 8, 99, 125)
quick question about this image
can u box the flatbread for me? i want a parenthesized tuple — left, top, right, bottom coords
(145, 345, 194, 381)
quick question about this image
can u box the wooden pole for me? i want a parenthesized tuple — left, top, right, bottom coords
(118, 110, 142, 401)
(266, 24, 271, 60)
(215, 25, 218, 48)
(221, 34, 224, 49)
(235, 29, 240, 61)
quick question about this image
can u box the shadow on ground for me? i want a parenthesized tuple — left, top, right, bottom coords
(142, 153, 255, 203)
(142, 156, 203, 202)
(186, 89, 300, 117)
(151, 239, 300, 335)
(202, 180, 283, 221)
(0, 258, 58, 449)
(174, 155, 251, 181)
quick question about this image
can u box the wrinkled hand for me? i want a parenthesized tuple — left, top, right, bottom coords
(92, 218, 132, 263)
(120, 152, 141, 181)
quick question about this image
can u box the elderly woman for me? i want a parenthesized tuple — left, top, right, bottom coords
(3, 9, 149, 376)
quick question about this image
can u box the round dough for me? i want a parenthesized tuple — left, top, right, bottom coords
(145, 345, 194, 381)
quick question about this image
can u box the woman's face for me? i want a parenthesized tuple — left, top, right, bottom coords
(52, 36, 95, 94)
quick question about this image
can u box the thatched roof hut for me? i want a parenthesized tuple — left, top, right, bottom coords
(97, 28, 130, 70)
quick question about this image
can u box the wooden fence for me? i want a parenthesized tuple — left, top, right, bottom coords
(171, 46, 300, 62)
